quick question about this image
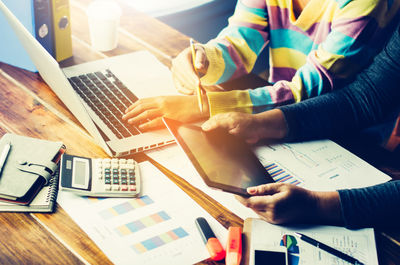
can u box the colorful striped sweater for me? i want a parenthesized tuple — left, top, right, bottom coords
(201, 0, 400, 116)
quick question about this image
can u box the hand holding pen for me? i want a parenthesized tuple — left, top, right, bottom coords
(171, 39, 208, 96)
(189, 38, 205, 113)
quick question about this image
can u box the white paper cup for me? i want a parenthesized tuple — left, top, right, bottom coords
(86, 0, 122, 51)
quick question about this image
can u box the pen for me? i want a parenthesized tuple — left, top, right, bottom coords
(189, 38, 203, 113)
(295, 232, 364, 265)
(226, 226, 242, 265)
(195, 217, 226, 261)
(0, 142, 11, 176)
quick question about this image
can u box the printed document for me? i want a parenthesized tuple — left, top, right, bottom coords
(146, 139, 391, 220)
(58, 162, 227, 265)
(248, 218, 378, 265)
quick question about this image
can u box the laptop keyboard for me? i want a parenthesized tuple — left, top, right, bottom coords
(68, 69, 141, 139)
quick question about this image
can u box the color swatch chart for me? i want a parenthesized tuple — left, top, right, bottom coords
(57, 162, 226, 265)
(280, 234, 300, 265)
(116, 211, 171, 236)
(132, 227, 189, 254)
(99, 195, 154, 220)
(264, 163, 302, 185)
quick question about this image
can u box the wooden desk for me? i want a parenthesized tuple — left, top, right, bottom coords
(0, 0, 398, 264)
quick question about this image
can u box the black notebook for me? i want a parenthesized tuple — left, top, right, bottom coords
(0, 167, 59, 212)
(0, 133, 64, 205)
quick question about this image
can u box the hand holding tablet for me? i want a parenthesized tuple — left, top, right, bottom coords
(163, 118, 274, 196)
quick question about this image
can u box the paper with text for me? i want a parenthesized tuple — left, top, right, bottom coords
(249, 218, 378, 265)
(146, 139, 391, 220)
(58, 161, 227, 265)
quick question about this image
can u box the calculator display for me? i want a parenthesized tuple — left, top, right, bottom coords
(72, 157, 89, 189)
(74, 161, 86, 185)
(60, 154, 140, 197)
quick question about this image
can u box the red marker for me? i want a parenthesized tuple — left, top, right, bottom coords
(225, 227, 242, 265)
(195, 217, 226, 261)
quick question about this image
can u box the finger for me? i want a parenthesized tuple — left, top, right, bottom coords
(177, 86, 195, 95)
(124, 100, 141, 114)
(247, 183, 283, 196)
(228, 126, 241, 136)
(195, 48, 207, 71)
(245, 196, 274, 211)
(201, 114, 229, 131)
(123, 102, 158, 120)
(173, 77, 195, 95)
(124, 97, 155, 115)
(138, 117, 164, 131)
(236, 195, 273, 211)
(127, 109, 161, 124)
(201, 119, 218, 131)
(173, 50, 200, 84)
(172, 68, 197, 94)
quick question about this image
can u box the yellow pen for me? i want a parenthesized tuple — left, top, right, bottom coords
(189, 38, 203, 113)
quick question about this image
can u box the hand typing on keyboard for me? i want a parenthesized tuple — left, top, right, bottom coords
(122, 95, 208, 131)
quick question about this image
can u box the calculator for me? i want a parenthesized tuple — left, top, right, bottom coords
(59, 154, 140, 197)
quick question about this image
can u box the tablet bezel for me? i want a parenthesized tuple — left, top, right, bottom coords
(163, 117, 274, 197)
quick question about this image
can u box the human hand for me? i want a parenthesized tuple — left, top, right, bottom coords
(201, 109, 287, 144)
(171, 45, 208, 95)
(122, 95, 208, 131)
(172, 44, 224, 95)
(236, 183, 341, 225)
(201, 112, 262, 144)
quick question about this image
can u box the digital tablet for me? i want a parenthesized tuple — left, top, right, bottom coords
(163, 117, 274, 196)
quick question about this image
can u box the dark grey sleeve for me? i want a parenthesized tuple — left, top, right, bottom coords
(278, 26, 400, 141)
(338, 181, 400, 229)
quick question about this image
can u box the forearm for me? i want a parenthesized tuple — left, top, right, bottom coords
(206, 84, 297, 117)
(201, 0, 269, 85)
(252, 109, 288, 140)
(311, 191, 343, 226)
(338, 181, 400, 229)
(278, 26, 400, 141)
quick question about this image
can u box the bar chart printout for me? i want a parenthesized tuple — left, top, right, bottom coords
(264, 163, 302, 186)
(132, 227, 189, 254)
(58, 162, 227, 265)
(116, 211, 171, 236)
(99, 195, 154, 220)
(254, 140, 391, 190)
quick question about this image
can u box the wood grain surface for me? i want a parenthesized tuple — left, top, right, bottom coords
(0, 0, 399, 264)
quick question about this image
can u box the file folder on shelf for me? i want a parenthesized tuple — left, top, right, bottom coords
(0, 0, 73, 72)
(0, 0, 55, 72)
(51, 0, 73, 62)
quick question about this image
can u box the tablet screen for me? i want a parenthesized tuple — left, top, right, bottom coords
(163, 118, 274, 196)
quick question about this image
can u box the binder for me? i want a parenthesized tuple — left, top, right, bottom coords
(0, 167, 60, 213)
(0, 133, 65, 205)
(51, 0, 73, 62)
(34, 0, 55, 57)
(0, 0, 55, 72)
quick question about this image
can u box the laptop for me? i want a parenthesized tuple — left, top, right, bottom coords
(0, 1, 176, 157)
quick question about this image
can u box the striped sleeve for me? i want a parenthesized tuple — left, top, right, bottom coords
(200, 0, 269, 85)
(298, 0, 400, 99)
(206, 0, 400, 115)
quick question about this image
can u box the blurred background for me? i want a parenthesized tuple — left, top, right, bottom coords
(124, 0, 268, 76)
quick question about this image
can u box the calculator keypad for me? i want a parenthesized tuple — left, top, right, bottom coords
(99, 158, 137, 193)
